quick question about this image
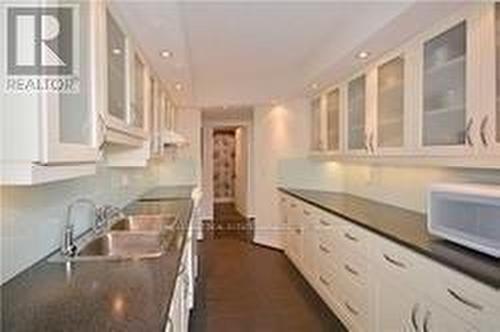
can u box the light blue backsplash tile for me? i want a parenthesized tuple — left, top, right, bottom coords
(0, 158, 194, 285)
(277, 158, 344, 191)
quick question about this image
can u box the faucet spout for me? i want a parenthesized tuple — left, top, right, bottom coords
(62, 198, 97, 257)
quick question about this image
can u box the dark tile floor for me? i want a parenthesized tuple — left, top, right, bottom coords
(189, 203, 346, 332)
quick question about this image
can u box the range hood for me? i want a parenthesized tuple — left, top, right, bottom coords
(162, 130, 188, 147)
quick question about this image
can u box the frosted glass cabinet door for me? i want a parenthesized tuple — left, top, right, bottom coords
(106, 10, 127, 122)
(422, 22, 467, 147)
(377, 56, 404, 149)
(132, 54, 145, 129)
(325, 89, 340, 151)
(310, 96, 323, 151)
(59, 2, 91, 145)
(348, 75, 366, 151)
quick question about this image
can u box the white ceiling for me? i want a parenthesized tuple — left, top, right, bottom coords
(113, 1, 467, 108)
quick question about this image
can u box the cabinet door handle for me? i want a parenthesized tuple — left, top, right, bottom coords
(447, 288, 483, 311)
(319, 219, 330, 226)
(344, 264, 359, 276)
(410, 303, 420, 331)
(344, 301, 359, 316)
(480, 115, 489, 147)
(383, 254, 407, 269)
(319, 244, 330, 254)
(319, 276, 330, 286)
(344, 232, 358, 242)
(465, 118, 474, 146)
(369, 132, 375, 153)
(423, 310, 431, 332)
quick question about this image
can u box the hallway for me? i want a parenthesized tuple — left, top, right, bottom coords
(189, 204, 346, 332)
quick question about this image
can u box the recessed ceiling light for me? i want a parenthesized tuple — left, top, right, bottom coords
(174, 82, 183, 91)
(112, 48, 122, 55)
(357, 51, 370, 60)
(311, 83, 319, 90)
(160, 50, 173, 58)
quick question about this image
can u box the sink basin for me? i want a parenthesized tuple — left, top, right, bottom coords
(110, 214, 177, 232)
(75, 232, 170, 260)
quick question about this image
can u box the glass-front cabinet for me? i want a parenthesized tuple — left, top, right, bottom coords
(132, 53, 145, 130)
(376, 56, 405, 152)
(106, 8, 127, 123)
(310, 96, 324, 152)
(325, 88, 341, 152)
(347, 74, 369, 153)
(419, 20, 473, 155)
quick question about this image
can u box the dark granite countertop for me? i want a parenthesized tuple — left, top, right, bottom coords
(1, 187, 194, 332)
(279, 187, 500, 290)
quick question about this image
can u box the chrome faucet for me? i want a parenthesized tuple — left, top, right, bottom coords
(62, 198, 97, 257)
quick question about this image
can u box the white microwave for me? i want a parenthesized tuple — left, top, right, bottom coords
(428, 183, 500, 258)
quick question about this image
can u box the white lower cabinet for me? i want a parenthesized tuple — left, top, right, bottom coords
(280, 193, 500, 332)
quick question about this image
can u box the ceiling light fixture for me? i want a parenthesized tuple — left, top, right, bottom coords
(357, 51, 370, 60)
(160, 50, 173, 58)
(112, 48, 122, 55)
(310, 83, 319, 90)
(174, 82, 183, 91)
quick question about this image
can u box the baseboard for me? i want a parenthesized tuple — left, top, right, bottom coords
(251, 240, 284, 252)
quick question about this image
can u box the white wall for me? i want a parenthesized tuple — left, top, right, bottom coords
(234, 127, 249, 216)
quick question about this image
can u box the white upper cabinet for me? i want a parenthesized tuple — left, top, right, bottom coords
(100, 2, 147, 146)
(0, 0, 99, 184)
(418, 19, 473, 156)
(325, 88, 342, 153)
(310, 96, 324, 152)
(376, 55, 406, 154)
(311, 3, 500, 168)
(347, 74, 374, 155)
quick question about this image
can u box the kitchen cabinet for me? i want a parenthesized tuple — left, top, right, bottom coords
(310, 3, 500, 168)
(285, 199, 303, 268)
(0, 0, 99, 185)
(280, 192, 499, 332)
(100, 2, 147, 147)
(375, 55, 406, 154)
(310, 96, 324, 152)
(418, 19, 473, 156)
(325, 88, 342, 153)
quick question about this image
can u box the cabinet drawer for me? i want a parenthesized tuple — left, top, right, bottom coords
(427, 266, 500, 329)
(317, 260, 338, 303)
(338, 277, 369, 332)
(340, 250, 369, 287)
(372, 235, 423, 285)
(316, 240, 337, 266)
(338, 222, 371, 258)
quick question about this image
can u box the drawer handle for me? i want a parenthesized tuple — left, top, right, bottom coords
(410, 303, 420, 331)
(303, 210, 311, 216)
(344, 264, 359, 276)
(447, 288, 484, 311)
(423, 310, 431, 332)
(383, 254, 406, 269)
(319, 244, 331, 254)
(344, 301, 359, 316)
(320, 219, 330, 226)
(344, 232, 358, 242)
(291, 203, 297, 208)
(319, 276, 330, 286)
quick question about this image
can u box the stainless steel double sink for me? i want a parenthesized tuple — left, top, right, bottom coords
(50, 214, 178, 262)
